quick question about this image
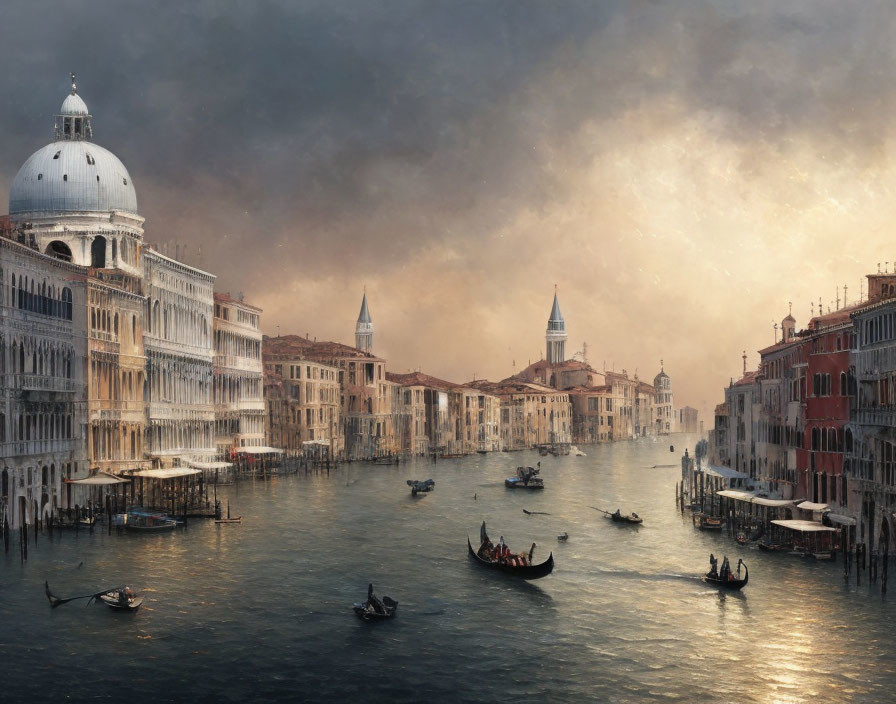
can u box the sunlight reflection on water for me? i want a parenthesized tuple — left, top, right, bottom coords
(1, 435, 895, 703)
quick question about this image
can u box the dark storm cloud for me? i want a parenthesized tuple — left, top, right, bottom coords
(1, 0, 894, 409)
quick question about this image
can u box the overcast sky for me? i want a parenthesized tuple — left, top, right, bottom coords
(2, 0, 894, 415)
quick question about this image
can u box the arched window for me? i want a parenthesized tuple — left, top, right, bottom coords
(91, 236, 107, 268)
(840, 372, 847, 396)
(62, 288, 72, 320)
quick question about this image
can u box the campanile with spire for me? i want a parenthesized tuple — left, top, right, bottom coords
(355, 291, 373, 353)
(546, 287, 567, 364)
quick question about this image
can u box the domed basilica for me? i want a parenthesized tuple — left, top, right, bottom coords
(0, 77, 264, 531)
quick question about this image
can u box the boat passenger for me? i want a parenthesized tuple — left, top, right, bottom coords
(118, 589, 129, 607)
(709, 553, 718, 578)
(367, 583, 386, 615)
(613, 509, 621, 519)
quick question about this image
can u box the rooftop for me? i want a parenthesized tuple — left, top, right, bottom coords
(263, 334, 382, 363)
(386, 371, 462, 392)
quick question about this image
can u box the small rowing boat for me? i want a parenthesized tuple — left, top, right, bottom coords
(407, 478, 435, 496)
(353, 584, 397, 621)
(505, 466, 543, 489)
(702, 560, 748, 590)
(608, 510, 643, 525)
(98, 588, 144, 611)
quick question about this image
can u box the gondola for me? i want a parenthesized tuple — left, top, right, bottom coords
(757, 541, 789, 552)
(98, 590, 144, 611)
(353, 596, 398, 621)
(505, 466, 544, 489)
(467, 537, 554, 579)
(407, 478, 435, 496)
(694, 514, 723, 531)
(607, 512, 642, 525)
(702, 561, 748, 590)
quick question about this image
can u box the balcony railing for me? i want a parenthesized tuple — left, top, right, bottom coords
(0, 438, 78, 458)
(213, 354, 262, 372)
(11, 373, 78, 393)
(214, 400, 265, 412)
(854, 407, 896, 427)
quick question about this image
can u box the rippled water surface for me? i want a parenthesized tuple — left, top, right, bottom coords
(2, 434, 895, 703)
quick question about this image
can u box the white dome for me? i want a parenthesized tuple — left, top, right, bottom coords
(61, 92, 89, 116)
(9, 140, 137, 216)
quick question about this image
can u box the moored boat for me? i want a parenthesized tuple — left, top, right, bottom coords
(694, 514, 723, 531)
(757, 541, 790, 552)
(123, 508, 177, 532)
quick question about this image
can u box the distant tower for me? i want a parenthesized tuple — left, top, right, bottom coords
(355, 291, 373, 353)
(546, 287, 567, 364)
(782, 302, 796, 343)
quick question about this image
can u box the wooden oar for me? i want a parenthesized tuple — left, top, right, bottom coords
(523, 509, 551, 515)
(45, 581, 123, 608)
(590, 506, 613, 515)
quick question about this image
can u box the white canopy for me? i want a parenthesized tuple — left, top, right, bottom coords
(717, 490, 757, 502)
(826, 513, 857, 527)
(67, 470, 130, 485)
(752, 497, 796, 507)
(133, 468, 201, 479)
(237, 446, 283, 455)
(705, 465, 751, 481)
(188, 461, 233, 470)
(302, 440, 330, 446)
(771, 519, 838, 533)
(716, 490, 794, 508)
(796, 501, 829, 512)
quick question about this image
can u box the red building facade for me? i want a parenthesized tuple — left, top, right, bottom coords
(795, 313, 856, 506)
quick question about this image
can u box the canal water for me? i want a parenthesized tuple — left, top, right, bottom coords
(2, 434, 895, 703)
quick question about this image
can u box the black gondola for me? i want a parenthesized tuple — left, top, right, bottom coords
(407, 478, 435, 496)
(353, 596, 398, 621)
(607, 511, 643, 525)
(98, 590, 144, 610)
(702, 560, 748, 590)
(467, 537, 554, 579)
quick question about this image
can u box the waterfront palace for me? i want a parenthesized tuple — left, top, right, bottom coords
(1, 80, 678, 527)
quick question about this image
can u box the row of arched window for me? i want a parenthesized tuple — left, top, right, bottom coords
(9, 273, 72, 320)
(1, 410, 74, 443)
(810, 426, 853, 453)
(3, 337, 75, 378)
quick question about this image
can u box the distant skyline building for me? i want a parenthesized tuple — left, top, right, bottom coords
(546, 289, 567, 364)
(355, 292, 373, 353)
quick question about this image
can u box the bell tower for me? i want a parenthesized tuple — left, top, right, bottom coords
(545, 287, 567, 364)
(355, 291, 373, 353)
